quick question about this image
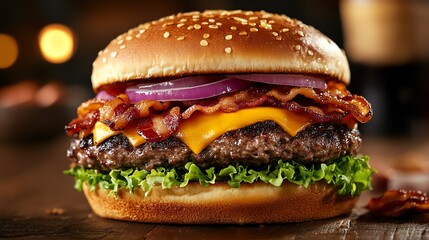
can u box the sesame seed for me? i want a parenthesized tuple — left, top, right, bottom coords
(119, 45, 126, 49)
(117, 39, 124, 45)
(208, 19, 215, 23)
(307, 50, 314, 56)
(231, 26, 237, 30)
(192, 15, 200, 19)
(202, 22, 208, 25)
(177, 23, 185, 28)
(249, 16, 258, 21)
(268, 20, 275, 24)
(225, 34, 232, 40)
(317, 57, 322, 62)
(203, 33, 210, 39)
(163, 31, 170, 38)
(271, 32, 279, 36)
(294, 45, 301, 51)
(180, 18, 187, 23)
(276, 36, 282, 41)
(249, 22, 256, 26)
(259, 20, 271, 29)
(192, 18, 199, 22)
(98, 50, 103, 56)
(225, 47, 232, 54)
(281, 28, 289, 32)
(208, 25, 218, 29)
(200, 39, 208, 46)
(176, 36, 185, 41)
(138, 23, 150, 29)
(337, 60, 342, 66)
(110, 51, 118, 58)
(250, 28, 258, 32)
(230, 10, 242, 14)
(187, 25, 194, 30)
(162, 22, 173, 28)
(139, 29, 146, 34)
(262, 13, 273, 18)
(245, 11, 253, 16)
(194, 24, 201, 29)
(233, 17, 248, 24)
(125, 36, 132, 41)
(297, 30, 305, 37)
(239, 31, 248, 36)
(216, 22, 222, 26)
(136, 33, 141, 38)
(102, 57, 107, 63)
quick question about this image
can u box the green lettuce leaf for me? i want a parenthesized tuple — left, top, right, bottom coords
(64, 155, 375, 197)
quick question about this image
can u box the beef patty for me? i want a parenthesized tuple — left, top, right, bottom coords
(67, 121, 362, 171)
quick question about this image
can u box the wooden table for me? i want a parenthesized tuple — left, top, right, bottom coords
(1, 136, 428, 239)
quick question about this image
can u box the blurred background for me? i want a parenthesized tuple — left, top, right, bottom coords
(1, 0, 429, 191)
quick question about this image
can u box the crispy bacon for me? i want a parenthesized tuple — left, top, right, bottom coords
(367, 189, 429, 217)
(181, 82, 372, 123)
(182, 85, 270, 118)
(65, 98, 106, 136)
(99, 94, 139, 130)
(65, 110, 100, 136)
(137, 107, 181, 142)
(76, 98, 106, 118)
(265, 81, 372, 123)
(98, 94, 172, 131)
(65, 81, 373, 139)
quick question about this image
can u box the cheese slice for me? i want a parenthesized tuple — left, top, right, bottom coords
(175, 107, 312, 154)
(91, 107, 312, 154)
(92, 121, 146, 146)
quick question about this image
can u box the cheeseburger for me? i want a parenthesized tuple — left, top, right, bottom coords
(65, 10, 375, 223)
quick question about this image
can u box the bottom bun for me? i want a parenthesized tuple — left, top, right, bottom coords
(83, 181, 358, 224)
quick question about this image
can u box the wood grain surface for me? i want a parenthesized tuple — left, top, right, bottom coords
(1, 137, 428, 239)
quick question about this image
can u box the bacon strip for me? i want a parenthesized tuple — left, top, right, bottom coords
(66, 81, 373, 138)
(265, 81, 372, 123)
(181, 82, 372, 123)
(367, 189, 429, 217)
(65, 98, 105, 136)
(181, 85, 270, 118)
(137, 106, 181, 142)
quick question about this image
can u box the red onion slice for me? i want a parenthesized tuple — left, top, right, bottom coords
(229, 74, 327, 90)
(96, 90, 115, 100)
(125, 77, 253, 103)
(133, 76, 224, 90)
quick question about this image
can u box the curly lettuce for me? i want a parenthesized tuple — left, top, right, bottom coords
(64, 155, 375, 197)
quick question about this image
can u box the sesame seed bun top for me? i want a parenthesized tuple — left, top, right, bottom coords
(91, 10, 350, 92)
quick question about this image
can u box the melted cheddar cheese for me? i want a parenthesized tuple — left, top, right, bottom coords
(92, 107, 312, 154)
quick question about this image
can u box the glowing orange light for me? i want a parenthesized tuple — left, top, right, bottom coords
(39, 24, 74, 64)
(0, 34, 19, 69)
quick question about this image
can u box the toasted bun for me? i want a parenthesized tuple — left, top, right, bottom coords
(83, 181, 357, 224)
(92, 10, 350, 92)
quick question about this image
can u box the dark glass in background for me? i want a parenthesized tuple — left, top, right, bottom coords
(340, 0, 429, 137)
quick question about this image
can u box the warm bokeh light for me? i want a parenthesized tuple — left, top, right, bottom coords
(39, 24, 74, 64)
(0, 34, 18, 69)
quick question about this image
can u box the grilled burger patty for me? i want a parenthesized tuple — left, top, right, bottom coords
(67, 121, 362, 171)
